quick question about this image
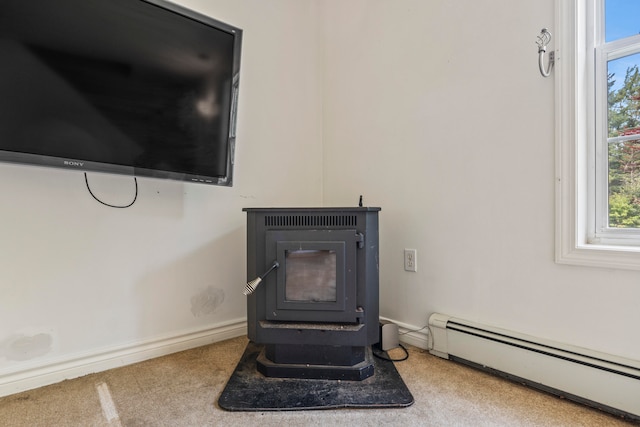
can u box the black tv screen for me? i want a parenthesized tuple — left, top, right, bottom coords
(0, 0, 242, 185)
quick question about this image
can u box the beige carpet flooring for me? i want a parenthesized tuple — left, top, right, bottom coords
(0, 336, 636, 426)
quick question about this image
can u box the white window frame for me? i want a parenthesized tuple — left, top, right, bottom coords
(556, 0, 640, 270)
(594, 5, 640, 245)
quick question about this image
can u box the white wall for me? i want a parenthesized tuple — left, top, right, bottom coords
(0, 0, 323, 388)
(3, 0, 639, 395)
(321, 0, 640, 360)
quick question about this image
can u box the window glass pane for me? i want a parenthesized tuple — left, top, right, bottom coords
(608, 54, 640, 136)
(608, 54, 640, 227)
(284, 250, 336, 302)
(605, 0, 640, 42)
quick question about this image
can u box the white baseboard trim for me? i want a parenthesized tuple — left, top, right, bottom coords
(379, 316, 430, 350)
(0, 318, 247, 398)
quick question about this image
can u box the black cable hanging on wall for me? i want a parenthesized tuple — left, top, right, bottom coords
(84, 173, 138, 208)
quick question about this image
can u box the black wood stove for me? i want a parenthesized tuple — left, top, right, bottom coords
(243, 207, 380, 380)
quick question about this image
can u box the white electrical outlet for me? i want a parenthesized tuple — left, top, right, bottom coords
(404, 249, 417, 272)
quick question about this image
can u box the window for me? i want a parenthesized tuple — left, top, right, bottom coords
(594, 0, 640, 242)
(556, 0, 640, 269)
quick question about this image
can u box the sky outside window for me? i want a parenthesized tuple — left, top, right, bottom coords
(605, 0, 640, 92)
(605, 0, 640, 42)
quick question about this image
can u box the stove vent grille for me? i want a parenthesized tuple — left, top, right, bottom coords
(265, 214, 357, 228)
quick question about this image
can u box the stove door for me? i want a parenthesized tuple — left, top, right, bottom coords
(264, 229, 359, 323)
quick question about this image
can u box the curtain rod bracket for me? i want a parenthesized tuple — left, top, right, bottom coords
(536, 28, 554, 77)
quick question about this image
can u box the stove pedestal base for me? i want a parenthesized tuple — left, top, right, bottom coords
(256, 345, 375, 381)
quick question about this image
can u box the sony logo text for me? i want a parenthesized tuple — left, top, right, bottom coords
(63, 160, 84, 167)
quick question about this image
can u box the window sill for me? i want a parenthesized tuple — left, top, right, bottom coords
(556, 242, 640, 270)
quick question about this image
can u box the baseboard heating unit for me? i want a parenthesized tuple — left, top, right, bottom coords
(428, 313, 640, 421)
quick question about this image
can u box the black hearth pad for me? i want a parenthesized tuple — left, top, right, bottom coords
(217, 341, 414, 411)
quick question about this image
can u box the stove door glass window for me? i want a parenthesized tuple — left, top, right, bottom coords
(285, 249, 337, 302)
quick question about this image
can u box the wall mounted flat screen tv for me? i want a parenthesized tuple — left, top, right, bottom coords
(0, 0, 242, 186)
